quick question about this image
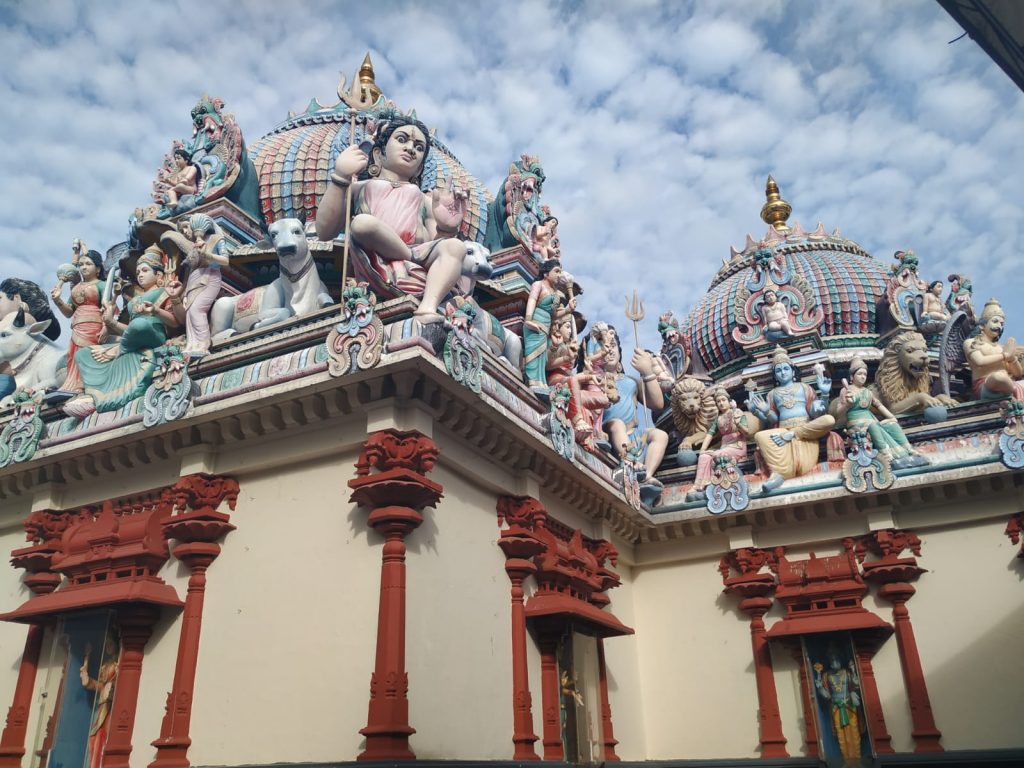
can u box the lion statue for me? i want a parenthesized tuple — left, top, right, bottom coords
(871, 330, 957, 414)
(670, 376, 718, 449)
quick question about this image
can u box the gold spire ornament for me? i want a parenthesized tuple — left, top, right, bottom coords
(358, 52, 382, 104)
(760, 175, 792, 232)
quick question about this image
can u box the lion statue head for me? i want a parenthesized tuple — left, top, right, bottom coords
(670, 376, 717, 444)
(872, 330, 935, 413)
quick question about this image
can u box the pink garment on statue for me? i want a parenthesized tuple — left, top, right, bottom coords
(359, 180, 427, 245)
(184, 266, 222, 354)
(693, 414, 747, 490)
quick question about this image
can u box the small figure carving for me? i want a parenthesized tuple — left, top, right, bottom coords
(530, 207, 560, 262)
(523, 259, 574, 393)
(210, 217, 332, 338)
(920, 279, 949, 325)
(964, 298, 1024, 401)
(51, 249, 107, 392)
(153, 146, 200, 215)
(80, 634, 119, 768)
(832, 356, 928, 470)
(813, 650, 866, 766)
(759, 289, 792, 337)
(945, 273, 973, 318)
(871, 330, 955, 418)
(733, 246, 823, 347)
(161, 213, 231, 357)
(657, 310, 689, 379)
(687, 388, 749, 502)
(747, 347, 835, 492)
(316, 115, 479, 322)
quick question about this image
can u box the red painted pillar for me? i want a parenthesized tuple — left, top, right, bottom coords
(791, 647, 818, 758)
(740, 597, 789, 758)
(499, 555, 540, 760)
(0, 625, 45, 768)
(103, 606, 159, 768)
(538, 636, 563, 760)
(878, 582, 943, 752)
(854, 646, 893, 754)
(596, 638, 620, 761)
(349, 430, 443, 761)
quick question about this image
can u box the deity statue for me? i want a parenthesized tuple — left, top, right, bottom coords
(70, 248, 185, 414)
(747, 347, 835, 492)
(315, 115, 471, 322)
(963, 298, 1024, 401)
(161, 213, 230, 357)
(813, 651, 864, 766)
(687, 387, 750, 502)
(831, 356, 929, 469)
(531, 206, 560, 262)
(545, 313, 610, 452)
(920, 279, 949, 325)
(153, 146, 200, 214)
(589, 322, 668, 501)
(523, 259, 574, 393)
(50, 249, 107, 392)
(759, 288, 793, 338)
(80, 633, 119, 768)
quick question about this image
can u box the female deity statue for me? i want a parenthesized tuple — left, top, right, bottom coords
(315, 116, 470, 321)
(50, 249, 106, 392)
(164, 213, 230, 357)
(73, 248, 185, 413)
(545, 313, 610, 451)
(688, 387, 748, 501)
(831, 356, 928, 468)
(524, 259, 574, 393)
(589, 323, 668, 501)
(747, 346, 835, 491)
(80, 633, 119, 768)
(920, 280, 949, 325)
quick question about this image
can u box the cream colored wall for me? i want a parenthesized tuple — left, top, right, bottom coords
(0, 513, 32, 737)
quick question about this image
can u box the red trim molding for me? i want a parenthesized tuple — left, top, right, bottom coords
(857, 529, 943, 753)
(719, 548, 789, 758)
(150, 474, 238, 768)
(350, 430, 443, 761)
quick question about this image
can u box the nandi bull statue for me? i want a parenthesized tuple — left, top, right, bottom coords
(209, 217, 333, 339)
(0, 309, 64, 407)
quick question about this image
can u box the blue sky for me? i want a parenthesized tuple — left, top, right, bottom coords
(0, 0, 1021, 354)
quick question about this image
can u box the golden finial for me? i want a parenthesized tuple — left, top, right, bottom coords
(358, 51, 382, 103)
(760, 175, 792, 232)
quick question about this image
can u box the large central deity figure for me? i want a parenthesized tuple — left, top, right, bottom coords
(964, 298, 1024, 400)
(747, 347, 835, 491)
(315, 116, 470, 322)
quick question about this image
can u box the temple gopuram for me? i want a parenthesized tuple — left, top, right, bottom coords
(0, 55, 1021, 768)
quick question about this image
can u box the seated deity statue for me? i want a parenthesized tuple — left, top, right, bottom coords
(687, 387, 749, 501)
(747, 346, 835, 491)
(831, 356, 928, 469)
(964, 298, 1024, 401)
(589, 322, 668, 500)
(315, 115, 469, 322)
(920, 279, 949, 325)
(545, 313, 610, 452)
(760, 289, 792, 338)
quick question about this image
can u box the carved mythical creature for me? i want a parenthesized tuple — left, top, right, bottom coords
(670, 376, 717, 450)
(483, 154, 548, 257)
(872, 331, 956, 415)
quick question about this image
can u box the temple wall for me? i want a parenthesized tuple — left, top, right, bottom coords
(0, 513, 30, 728)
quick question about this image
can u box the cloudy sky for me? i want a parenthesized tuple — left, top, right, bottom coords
(0, 0, 1021, 354)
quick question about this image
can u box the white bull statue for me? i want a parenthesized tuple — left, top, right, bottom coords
(210, 217, 334, 339)
(0, 310, 64, 406)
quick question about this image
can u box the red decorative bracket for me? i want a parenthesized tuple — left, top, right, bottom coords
(1005, 513, 1024, 559)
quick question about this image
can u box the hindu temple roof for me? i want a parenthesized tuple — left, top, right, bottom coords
(247, 54, 493, 241)
(685, 179, 889, 372)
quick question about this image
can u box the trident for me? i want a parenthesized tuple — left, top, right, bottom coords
(337, 70, 376, 290)
(624, 288, 649, 412)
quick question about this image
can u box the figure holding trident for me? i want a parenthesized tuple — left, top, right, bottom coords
(315, 84, 472, 322)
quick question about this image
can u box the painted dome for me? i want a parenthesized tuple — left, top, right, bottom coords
(247, 55, 493, 241)
(685, 181, 889, 374)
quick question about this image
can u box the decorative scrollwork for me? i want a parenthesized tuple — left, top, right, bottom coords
(842, 430, 894, 493)
(543, 383, 575, 461)
(732, 245, 823, 347)
(706, 455, 750, 514)
(998, 398, 1024, 469)
(142, 345, 193, 427)
(0, 389, 45, 468)
(326, 281, 383, 376)
(442, 300, 483, 394)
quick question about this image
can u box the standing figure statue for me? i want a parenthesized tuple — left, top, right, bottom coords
(590, 322, 668, 502)
(747, 346, 835, 492)
(50, 249, 107, 392)
(831, 356, 928, 469)
(688, 387, 749, 501)
(161, 213, 230, 357)
(523, 259, 574, 393)
(964, 298, 1024, 400)
(315, 115, 471, 322)
(813, 651, 864, 767)
(80, 633, 119, 768)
